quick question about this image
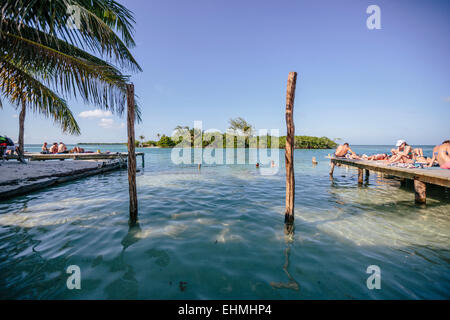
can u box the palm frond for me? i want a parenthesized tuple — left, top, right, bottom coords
(1, 0, 142, 71)
(1, 30, 130, 113)
(0, 57, 81, 134)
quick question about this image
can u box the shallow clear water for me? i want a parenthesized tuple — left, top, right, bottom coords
(0, 145, 449, 299)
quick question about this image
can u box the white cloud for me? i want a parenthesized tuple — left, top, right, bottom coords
(98, 118, 125, 129)
(443, 97, 450, 103)
(79, 109, 113, 119)
(12, 114, 18, 118)
(98, 118, 114, 128)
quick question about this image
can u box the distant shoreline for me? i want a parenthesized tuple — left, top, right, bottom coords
(77, 143, 126, 145)
(22, 144, 438, 147)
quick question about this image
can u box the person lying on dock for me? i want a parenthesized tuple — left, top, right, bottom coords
(334, 143, 360, 159)
(427, 140, 450, 169)
(58, 142, 68, 153)
(69, 146, 85, 153)
(414, 155, 435, 166)
(361, 153, 389, 161)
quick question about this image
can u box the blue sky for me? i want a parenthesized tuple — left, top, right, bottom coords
(1, 0, 449, 145)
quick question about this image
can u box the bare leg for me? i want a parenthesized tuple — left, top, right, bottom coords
(413, 148, 424, 157)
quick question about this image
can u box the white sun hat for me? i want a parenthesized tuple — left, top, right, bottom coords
(395, 139, 406, 147)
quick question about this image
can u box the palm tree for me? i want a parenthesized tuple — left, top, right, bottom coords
(0, 0, 142, 153)
(138, 134, 145, 147)
(156, 133, 160, 140)
(228, 117, 253, 136)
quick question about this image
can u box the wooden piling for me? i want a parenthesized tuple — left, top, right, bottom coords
(329, 162, 335, 176)
(330, 157, 450, 203)
(358, 168, 363, 184)
(365, 169, 370, 181)
(18, 98, 26, 155)
(127, 84, 138, 221)
(400, 178, 407, 187)
(414, 180, 426, 204)
(285, 72, 297, 224)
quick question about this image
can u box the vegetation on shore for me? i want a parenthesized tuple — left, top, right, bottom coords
(137, 134, 336, 149)
(136, 118, 337, 149)
(77, 143, 127, 145)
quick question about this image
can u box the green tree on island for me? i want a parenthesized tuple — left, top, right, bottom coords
(0, 0, 141, 153)
(228, 117, 253, 136)
(157, 134, 176, 148)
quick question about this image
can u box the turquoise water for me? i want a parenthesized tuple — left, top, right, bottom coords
(0, 145, 449, 299)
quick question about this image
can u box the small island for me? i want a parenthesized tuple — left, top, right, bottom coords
(135, 118, 337, 149)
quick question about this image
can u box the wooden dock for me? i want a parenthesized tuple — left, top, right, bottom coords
(329, 157, 450, 204)
(0, 159, 128, 200)
(20, 152, 145, 166)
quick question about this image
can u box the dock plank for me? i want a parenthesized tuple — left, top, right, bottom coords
(330, 157, 450, 188)
(23, 152, 144, 161)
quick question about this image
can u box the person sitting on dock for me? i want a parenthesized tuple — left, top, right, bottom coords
(49, 142, 58, 154)
(58, 142, 68, 153)
(334, 143, 359, 159)
(427, 140, 450, 169)
(390, 140, 423, 162)
(41, 142, 49, 154)
(389, 140, 415, 163)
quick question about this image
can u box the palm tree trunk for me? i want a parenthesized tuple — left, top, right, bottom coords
(18, 98, 26, 154)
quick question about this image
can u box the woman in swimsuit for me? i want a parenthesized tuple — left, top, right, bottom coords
(389, 140, 414, 163)
(428, 140, 450, 169)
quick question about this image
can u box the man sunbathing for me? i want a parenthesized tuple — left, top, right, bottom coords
(334, 143, 359, 159)
(428, 140, 450, 169)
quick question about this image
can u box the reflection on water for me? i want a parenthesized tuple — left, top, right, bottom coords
(0, 146, 449, 299)
(270, 223, 299, 291)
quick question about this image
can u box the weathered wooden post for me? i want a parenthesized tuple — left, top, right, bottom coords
(358, 168, 363, 184)
(400, 178, 407, 187)
(329, 161, 335, 176)
(18, 97, 26, 155)
(127, 84, 138, 222)
(285, 72, 297, 224)
(414, 180, 426, 204)
(365, 169, 370, 181)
